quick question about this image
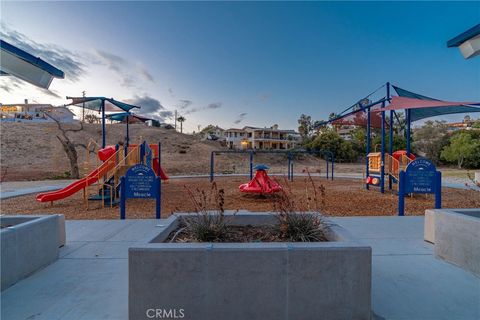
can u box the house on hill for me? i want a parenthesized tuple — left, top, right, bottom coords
(225, 125, 300, 150)
(199, 125, 225, 141)
(0, 101, 75, 123)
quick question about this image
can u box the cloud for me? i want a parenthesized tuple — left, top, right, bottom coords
(0, 77, 22, 93)
(38, 88, 62, 99)
(126, 95, 173, 121)
(0, 23, 86, 82)
(259, 94, 270, 102)
(183, 102, 222, 115)
(206, 102, 222, 110)
(92, 49, 154, 89)
(234, 112, 247, 124)
(178, 99, 193, 109)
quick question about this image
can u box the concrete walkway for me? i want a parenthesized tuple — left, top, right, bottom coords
(1, 216, 478, 320)
(0, 180, 75, 200)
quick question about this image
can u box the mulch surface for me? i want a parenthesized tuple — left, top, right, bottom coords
(1, 177, 479, 219)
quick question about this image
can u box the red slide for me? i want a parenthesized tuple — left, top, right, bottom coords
(152, 158, 169, 180)
(36, 156, 115, 203)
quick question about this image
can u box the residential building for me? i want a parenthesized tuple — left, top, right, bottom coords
(445, 116, 479, 132)
(225, 125, 300, 150)
(199, 125, 225, 141)
(335, 125, 356, 140)
(0, 102, 75, 123)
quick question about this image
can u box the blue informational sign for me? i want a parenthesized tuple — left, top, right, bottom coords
(120, 164, 161, 219)
(125, 164, 156, 198)
(404, 158, 437, 194)
(398, 158, 441, 216)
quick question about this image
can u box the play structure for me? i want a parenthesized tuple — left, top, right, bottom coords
(210, 149, 334, 183)
(239, 164, 282, 194)
(36, 142, 168, 208)
(36, 96, 168, 211)
(320, 82, 480, 214)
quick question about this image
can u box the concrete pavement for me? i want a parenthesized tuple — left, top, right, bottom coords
(1, 216, 479, 320)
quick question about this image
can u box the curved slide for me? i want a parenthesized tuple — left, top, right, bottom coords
(36, 161, 114, 203)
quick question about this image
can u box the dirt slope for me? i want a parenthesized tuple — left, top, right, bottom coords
(0, 122, 226, 181)
(0, 122, 326, 181)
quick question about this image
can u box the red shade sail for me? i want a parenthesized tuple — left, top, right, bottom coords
(379, 96, 480, 111)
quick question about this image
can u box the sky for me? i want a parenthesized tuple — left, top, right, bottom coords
(1, 1, 479, 133)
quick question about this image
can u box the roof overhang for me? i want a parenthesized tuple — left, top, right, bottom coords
(447, 24, 480, 59)
(0, 40, 65, 89)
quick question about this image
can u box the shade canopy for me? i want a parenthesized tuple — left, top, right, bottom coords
(384, 86, 480, 122)
(331, 101, 384, 128)
(0, 40, 64, 89)
(66, 97, 140, 112)
(106, 112, 155, 123)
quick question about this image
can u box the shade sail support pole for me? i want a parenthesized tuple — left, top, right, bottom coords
(365, 107, 371, 190)
(101, 100, 106, 149)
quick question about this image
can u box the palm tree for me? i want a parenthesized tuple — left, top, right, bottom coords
(177, 116, 186, 133)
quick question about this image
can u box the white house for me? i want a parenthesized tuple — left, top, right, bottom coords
(225, 125, 300, 150)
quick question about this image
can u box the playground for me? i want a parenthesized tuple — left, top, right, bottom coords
(2, 84, 479, 220)
(2, 175, 479, 219)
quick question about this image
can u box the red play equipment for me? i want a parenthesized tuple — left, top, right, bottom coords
(36, 146, 117, 203)
(36, 144, 168, 203)
(239, 164, 282, 194)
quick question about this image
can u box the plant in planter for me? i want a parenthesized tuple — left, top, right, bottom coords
(273, 172, 331, 242)
(129, 174, 372, 320)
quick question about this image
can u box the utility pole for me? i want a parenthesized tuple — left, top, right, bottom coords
(174, 109, 177, 130)
(82, 90, 86, 122)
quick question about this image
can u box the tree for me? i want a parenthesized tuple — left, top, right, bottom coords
(297, 114, 312, 140)
(177, 116, 186, 133)
(307, 129, 360, 162)
(412, 120, 449, 164)
(441, 132, 480, 169)
(472, 120, 480, 129)
(45, 112, 84, 179)
(85, 114, 99, 124)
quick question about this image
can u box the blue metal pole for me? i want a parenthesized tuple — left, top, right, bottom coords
(406, 109, 411, 157)
(435, 171, 442, 209)
(126, 113, 130, 148)
(210, 152, 214, 182)
(380, 102, 386, 193)
(156, 178, 161, 219)
(398, 171, 405, 216)
(158, 142, 162, 218)
(101, 100, 106, 148)
(388, 83, 393, 190)
(120, 176, 126, 220)
(326, 156, 329, 180)
(287, 153, 291, 180)
(366, 107, 371, 190)
(331, 154, 334, 181)
(290, 161, 293, 182)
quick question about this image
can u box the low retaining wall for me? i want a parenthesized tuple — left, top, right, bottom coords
(129, 212, 372, 320)
(430, 209, 480, 276)
(1, 214, 65, 291)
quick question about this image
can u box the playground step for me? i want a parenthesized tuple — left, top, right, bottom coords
(88, 194, 113, 202)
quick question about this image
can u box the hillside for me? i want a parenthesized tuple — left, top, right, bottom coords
(0, 122, 227, 181)
(0, 122, 327, 181)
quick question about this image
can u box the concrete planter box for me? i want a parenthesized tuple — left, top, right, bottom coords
(427, 209, 480, 276)
(129, 212, 372, 320)
(1, 214, 65, 291)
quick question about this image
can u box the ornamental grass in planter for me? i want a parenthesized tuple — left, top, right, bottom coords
(169, 174, 332, 243)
